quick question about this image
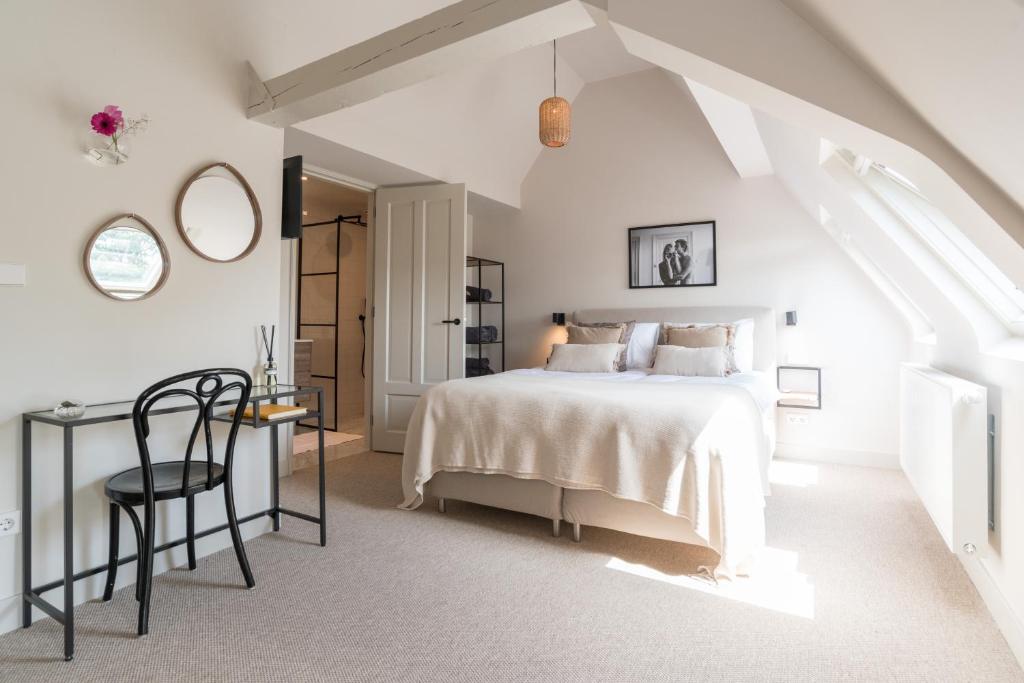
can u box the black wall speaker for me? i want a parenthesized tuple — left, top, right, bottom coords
(281, 155, 303, 240)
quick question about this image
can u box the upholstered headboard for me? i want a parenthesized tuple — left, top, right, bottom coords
(574, 306, 777, 372)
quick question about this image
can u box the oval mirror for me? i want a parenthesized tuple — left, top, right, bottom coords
(84, 214, 170, 301)
(176, 162, 262, 262)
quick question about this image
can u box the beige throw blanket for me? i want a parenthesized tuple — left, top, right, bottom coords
(401, 373, 766, 575)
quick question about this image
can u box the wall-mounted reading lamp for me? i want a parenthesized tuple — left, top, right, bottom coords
(786, 311, 798, 326)
(552, 312, 566, 326)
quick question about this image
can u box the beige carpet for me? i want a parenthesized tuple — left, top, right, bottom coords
(0, 453, 1020, 682)
(293, 430, 361, 455)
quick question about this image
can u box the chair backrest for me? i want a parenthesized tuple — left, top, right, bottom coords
(131, 368, 252, 499)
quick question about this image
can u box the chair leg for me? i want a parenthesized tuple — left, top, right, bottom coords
(572, 522, 582, 543)
(137, 500, 155, 637)
(552, 519, 561, 537)
(223, 478, 255, 589)
(437, 498, 446, 513)
(102, 503, 120, 601)
(120, 504, 144, 602)
(186, 495, 197, 571)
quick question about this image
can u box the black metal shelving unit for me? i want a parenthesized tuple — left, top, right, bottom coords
(466, 256, 505, 376)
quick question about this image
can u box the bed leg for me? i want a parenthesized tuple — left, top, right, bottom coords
(437, 498, 446, 514)
(572, 522, 581, 543)
(552, 519, 561, 537)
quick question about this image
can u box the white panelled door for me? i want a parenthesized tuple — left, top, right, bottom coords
(372, 183, 466, 453)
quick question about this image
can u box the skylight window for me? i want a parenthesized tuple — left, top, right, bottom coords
(835, 149, 1024, 335)
(873, 163, 921, 194)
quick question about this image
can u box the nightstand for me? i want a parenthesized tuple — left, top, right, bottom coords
(777, 365, 821, 409)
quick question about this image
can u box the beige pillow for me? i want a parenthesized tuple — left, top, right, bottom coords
(662, 323, 733, 348)
(567, 325, 622, 344)
(652, 345, 730, 377)
(566, 321, 636, 371)
(661, 322, 737, 373)
(546, 344, 625, 373)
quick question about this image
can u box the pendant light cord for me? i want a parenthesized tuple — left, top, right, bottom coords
(553, 39, 557, 97)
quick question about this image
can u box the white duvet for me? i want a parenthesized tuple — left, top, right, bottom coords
(401, 369, 776, 576)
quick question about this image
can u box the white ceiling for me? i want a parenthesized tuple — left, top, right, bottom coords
(288, 3, 653, 207)
(295, 40, 586, 208)
(231, 0, 1022, 227)
(680, 76, 774, 178)
(780, 0, 1024, 208)
(214, 0, 458, 80)
(556, 4, 652, 84)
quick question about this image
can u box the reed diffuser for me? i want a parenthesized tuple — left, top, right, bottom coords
(261, 324, 278, 388)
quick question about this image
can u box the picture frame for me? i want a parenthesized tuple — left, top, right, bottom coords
(628, 220, 717, 289)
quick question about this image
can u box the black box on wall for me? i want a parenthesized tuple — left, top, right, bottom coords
(282, 155, 303, 240)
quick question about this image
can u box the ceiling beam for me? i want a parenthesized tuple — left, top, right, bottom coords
(673, 75, 773, 178)
(247, 0, 595, 128)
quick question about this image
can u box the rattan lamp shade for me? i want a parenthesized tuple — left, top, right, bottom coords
(539, 96, 571, 148)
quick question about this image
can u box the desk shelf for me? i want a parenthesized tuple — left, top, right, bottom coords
(212, 411, 321, 429)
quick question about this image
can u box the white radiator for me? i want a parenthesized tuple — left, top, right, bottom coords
(900, 363, 988, 558)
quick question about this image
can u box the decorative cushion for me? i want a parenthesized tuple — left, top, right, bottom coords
(731, 318, 755, 373)
(566, 321, 636, 372)
(651, 345, 730, 377)
(662, 323, 732, 348)
(625, 322, 661, 369)
(660, 322, 737, 373)
(546, 344, 625, 373)
(566, 324, 622, 344)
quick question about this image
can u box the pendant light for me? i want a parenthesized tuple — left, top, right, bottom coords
(539, 39, 571, 148)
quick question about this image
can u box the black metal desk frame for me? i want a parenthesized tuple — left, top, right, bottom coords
(20, 384, 326, 661)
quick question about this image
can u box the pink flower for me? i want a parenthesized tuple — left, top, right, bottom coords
(102, 105, 124, 126)
(90, 106, 123, 136)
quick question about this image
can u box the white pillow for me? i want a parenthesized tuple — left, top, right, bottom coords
(731, 318, 755, 373)
(651, 345, 730, 377)
(625, 322, 661, 369)
(546, 343, 625, 373)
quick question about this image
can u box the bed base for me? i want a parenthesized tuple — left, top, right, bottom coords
(426, 472, 706, 550)
(436, 495, 565, 538)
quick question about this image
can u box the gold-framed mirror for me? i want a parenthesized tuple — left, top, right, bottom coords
(84, 213, 170, 301)
(175, 162, 262, 262)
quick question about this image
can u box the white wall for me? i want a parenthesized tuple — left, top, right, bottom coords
(0, 1, 283, 634)
(476, 69, 912, 463)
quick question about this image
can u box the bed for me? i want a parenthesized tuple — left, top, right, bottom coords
(400, 306, 777, 576)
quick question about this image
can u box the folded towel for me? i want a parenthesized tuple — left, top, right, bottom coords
(466, 325, 499, 344)
(466, 286, 492, 302)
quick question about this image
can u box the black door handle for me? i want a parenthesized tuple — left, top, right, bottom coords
(441, 318, 461, 326)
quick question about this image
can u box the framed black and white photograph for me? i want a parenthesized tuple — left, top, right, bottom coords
(628, 220, 717, 288)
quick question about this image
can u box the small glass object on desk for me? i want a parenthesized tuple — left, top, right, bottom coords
(263, 360, 278, 388)
(54, 400, 86, 419)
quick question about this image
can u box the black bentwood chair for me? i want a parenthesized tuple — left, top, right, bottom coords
(101, 369, 255, 636)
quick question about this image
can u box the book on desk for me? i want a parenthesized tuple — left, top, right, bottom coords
(229, 404, 307, 421)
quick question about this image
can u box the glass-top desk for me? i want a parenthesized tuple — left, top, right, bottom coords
(21, 384, 326, 661)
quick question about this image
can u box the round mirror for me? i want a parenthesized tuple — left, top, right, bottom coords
(84, 214, 169, 301)
(176, 162, 262, 262)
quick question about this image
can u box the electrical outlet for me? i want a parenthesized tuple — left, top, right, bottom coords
(786, 413, 809, 425)
(0, 510, 20, 537)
